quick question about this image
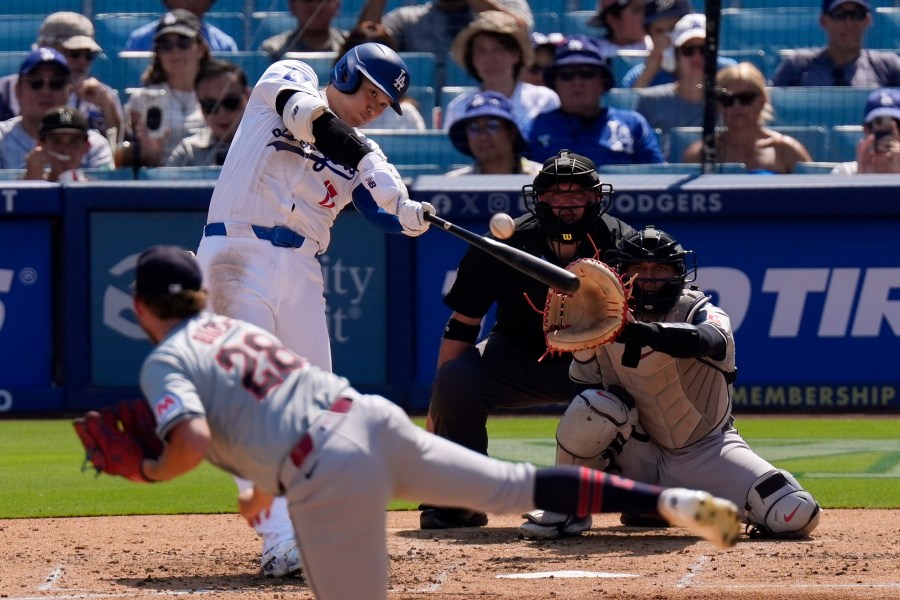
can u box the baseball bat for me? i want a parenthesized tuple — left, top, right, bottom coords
(424, 212, 580, 293)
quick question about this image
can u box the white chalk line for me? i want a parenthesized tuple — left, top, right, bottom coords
(497, 570, 639, 579)
(38, 566, 65, 591)
(675, 555, 709, 588)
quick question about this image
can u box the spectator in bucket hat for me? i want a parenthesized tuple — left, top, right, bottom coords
(446, 91, 541, 176)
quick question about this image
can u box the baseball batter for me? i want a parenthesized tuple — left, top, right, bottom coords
(520, 227, 821, 540)
(193, 43, 432, 574)
(130, 244, 741, 600)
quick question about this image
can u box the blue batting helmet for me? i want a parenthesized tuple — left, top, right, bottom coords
(330, 42, 410, 115)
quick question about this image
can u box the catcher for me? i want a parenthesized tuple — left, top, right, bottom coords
(520, 226, 821, 540)
(73, 244, 742, 599)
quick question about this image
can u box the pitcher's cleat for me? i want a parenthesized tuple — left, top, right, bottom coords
(518, 510, 592, 540)
(657, 488, 741, 549)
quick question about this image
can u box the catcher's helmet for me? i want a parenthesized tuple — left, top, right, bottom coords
(607, 225, 696, 315)
(330, 42, 410, 115)
(522, 149, 613, 245)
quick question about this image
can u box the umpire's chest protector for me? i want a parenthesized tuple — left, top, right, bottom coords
(594, 290, 734, 449)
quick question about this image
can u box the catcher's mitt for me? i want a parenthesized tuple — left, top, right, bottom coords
(543, 258, 631, 353)
(73, 399, 162, 483)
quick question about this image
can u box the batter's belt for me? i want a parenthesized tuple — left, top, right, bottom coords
(204, 222, 320, 255)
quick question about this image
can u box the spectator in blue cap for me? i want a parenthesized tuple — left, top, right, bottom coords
(446, 91, 541, 176)
(832, 88, 900, 174)
(525, 35, 664, 167)
(771, 0, 900, 87)
(0, 48, 113, 170)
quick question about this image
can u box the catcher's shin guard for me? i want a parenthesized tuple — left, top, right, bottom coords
(745, 470, 821, 538)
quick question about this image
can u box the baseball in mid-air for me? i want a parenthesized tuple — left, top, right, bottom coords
(489, 213, 516, 239)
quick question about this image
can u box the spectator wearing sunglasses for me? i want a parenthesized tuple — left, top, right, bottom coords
(0, 12, 123, 138)
(0, 48, 113, 170)
(446, 91, 541, 175)
(124, 10, 210, 167)
(634, 14, 736, 159)
(23, 106, 92, 182)
(683, 62, 812, 173)
(444, 12, 559, 139)
(832, 88, 900, 174)
(520, 32, 566, 88)
(588, 0, 651, 57)
(525, 35, 664, 167)
(167, 60, 249, 167)
(123, 0, 238, 52)
(771, 0, 900, 87)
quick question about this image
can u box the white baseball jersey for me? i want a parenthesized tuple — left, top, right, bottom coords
(206, 59, 383, 254)
(140, 311, 538, 600)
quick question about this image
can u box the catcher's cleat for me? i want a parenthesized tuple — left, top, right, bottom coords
(262, 539, 303, 578)
(419, 508, 488, 530)
(657, 488, 741, 550)
(518, 510, 592, 540)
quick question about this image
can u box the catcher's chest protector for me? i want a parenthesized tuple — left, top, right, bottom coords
(595, 290, 734, 448)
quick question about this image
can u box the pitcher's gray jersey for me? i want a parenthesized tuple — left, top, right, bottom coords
(140, 312, 350, 496)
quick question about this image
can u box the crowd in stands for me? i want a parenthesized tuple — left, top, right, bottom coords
(0, 0, 897, 179)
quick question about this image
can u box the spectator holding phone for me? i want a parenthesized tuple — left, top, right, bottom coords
(124, 10, 209, 167)
(832, 88, 900, 174)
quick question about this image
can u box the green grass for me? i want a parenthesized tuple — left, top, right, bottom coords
(1, 416, 897, 518)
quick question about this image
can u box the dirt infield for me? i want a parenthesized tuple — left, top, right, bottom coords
(1, 510, 898, 599)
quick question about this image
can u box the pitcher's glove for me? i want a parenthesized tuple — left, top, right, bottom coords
(73, 399, 162, 483)
(543, 258, 631, 353)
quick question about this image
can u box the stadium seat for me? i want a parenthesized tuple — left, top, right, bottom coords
(829, 125, 864, 162)
(534, 12, 561, 34)
(0, 52, 28, 78)
(668, 126, 702, 163)
(363, 129, 471, 172)
(403, 86, 437, 128)
(561, 11, 605, 37)
(91, 0, 244, 13)
(771, 125, 829, 162)
(768, 86, 872, 128)
(598, 162, 745, 175)
(210, 51, 272, 85)
(0, 15, 52, 53)
(205, 13, 249, 50)
(138, 166, 223, 180)
(720, 8, 824, 55)
(871, 8, 900, 49)
(92, 51, 153, 94)
(609, 50, 647, 86)
(792, 161, 840, 174)
(2, 0, 82, 15)
(0, 169, 25, 180)
(94, 13, 157, 54)
(444, 59, 478, 87)
(82, 168, 137, 180)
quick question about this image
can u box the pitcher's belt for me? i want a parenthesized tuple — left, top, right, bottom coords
(289, 397, 354, 468)
(204, 222, 319, 254)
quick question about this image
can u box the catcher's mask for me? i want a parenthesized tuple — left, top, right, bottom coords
(606, 225, 696, 316)
(522, 149, 612, 245)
